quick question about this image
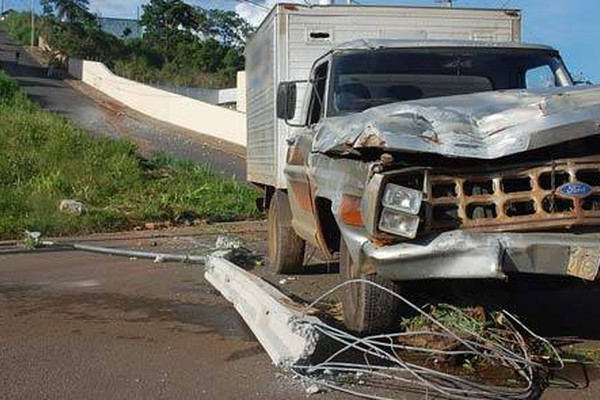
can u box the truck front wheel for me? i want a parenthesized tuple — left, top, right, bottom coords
(340, 238, 401, 334)
(267, 190, 306, 274)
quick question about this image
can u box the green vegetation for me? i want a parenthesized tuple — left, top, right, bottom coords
(0, 0, 252, 88)
(0, 70, 258, 239)
(1, 12, 38, 46)
(562, 345, 600, 367)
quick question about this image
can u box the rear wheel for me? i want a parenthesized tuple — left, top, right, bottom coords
(267, 190, 306, 274)
(340, 238, 402, 334)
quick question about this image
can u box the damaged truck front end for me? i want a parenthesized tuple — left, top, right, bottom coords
(277, 41, 600, 332)
(345, 152, 600, 283)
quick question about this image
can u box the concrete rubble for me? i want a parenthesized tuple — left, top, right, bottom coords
(204, 255, 321, 368)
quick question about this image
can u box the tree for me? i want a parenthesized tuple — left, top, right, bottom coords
(43, 0, 96, 24)
(140, 0, 203, 53)
(40, 0, 54, 16)
(204, 9, 253, 48)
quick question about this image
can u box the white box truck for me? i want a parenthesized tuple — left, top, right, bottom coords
(246, 3, 521, 189)
(246, 3, 600, 334)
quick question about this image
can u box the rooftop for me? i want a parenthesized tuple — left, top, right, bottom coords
(333, 39, 556, 52)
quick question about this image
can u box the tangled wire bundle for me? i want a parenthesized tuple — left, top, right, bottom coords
(292, 279, 564, 400)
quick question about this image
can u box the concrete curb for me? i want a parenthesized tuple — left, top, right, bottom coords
(205, 255, 320, 367)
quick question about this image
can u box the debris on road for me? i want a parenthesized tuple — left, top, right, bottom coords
(290, 279, 563, 400)
(279, 277, 297, 285)
(59, 199, 84, 216)
(33, 238, 207, 264)
(305, 384, 322, 395)
(215, 235, 244, 250)
(17, 230, 565, 399)
(22, 231, 41, 249)
(204, 253, 563, 399)
(204, 255, 321, 367)
(215, 235, 263, 269)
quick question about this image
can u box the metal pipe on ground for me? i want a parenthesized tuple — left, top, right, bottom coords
(40, 240, 207, 263)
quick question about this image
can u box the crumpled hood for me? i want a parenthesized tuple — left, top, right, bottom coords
(313, 85, 600, 159)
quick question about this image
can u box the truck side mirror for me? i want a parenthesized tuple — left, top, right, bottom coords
(276, 82, 297, 121)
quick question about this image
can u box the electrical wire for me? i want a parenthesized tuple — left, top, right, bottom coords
(292, 278, 562, 400)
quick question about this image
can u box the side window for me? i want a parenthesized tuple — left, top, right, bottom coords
(526, 65, 556, 89)
(307, 62, 328, 125)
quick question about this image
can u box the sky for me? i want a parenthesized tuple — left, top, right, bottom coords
(6, 0, 599, 82)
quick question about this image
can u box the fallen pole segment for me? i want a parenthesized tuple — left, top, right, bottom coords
(205, 255, 320, 368)
(39, 240, 207, 263)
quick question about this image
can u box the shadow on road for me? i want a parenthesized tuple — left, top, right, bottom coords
(18, 79, 64, 88)
(297, 262, 339, 275)
(402, 277, 600, 340)
(1, 61, 48, 78)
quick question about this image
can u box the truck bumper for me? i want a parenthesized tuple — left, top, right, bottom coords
(357, 230, 600, 281)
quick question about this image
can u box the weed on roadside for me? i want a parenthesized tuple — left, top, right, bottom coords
(0, 70, 259, 239)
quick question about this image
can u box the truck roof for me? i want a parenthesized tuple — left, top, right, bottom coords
(332, 39, 556, 52)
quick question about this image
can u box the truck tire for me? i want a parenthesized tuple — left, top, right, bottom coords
(340, 238, 401, 334)
(267, 190, 306, 274)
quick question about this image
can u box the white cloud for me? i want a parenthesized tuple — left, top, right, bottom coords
(234, 1, 274, 26)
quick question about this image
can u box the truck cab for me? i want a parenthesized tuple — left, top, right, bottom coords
(271, 40, 600, 333)
(245, 4, 600, 334)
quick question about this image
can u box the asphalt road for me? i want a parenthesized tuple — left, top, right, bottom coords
(0, 29, 246, 181)
(0, 247, 313, 400)
(0, 226, 599, 400)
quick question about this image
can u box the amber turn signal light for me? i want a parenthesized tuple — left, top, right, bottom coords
(339, 195, 364, 227)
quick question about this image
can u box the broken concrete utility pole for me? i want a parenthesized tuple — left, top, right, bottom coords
(204, 255, 320, 367)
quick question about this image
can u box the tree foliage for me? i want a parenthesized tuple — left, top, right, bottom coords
(36, 0, 254, 88)
(203, 9, 253, 48)
(42, 0, 96, 24)
(141, 0, 202, 52)
(140, 0, 253, 52)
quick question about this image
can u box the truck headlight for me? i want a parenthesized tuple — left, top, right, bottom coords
(378, 208, 420, 238)
(381, 183, 422, 215)
(378, 184, 423, 238)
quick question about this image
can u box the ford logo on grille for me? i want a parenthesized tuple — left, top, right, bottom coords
(557, 182, 593, 198)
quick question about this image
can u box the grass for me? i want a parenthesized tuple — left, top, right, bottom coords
(562, 345, 600, 367)
(0, 12, 36, 46)
(0, 69, 258, 239)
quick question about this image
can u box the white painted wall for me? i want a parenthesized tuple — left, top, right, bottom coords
(236, 71, 246, 113)
(149, 84, 237, 105)
(68, 59, 247, 147)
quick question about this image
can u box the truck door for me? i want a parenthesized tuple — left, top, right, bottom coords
(284, 60, 331, 256)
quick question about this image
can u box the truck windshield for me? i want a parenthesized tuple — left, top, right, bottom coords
(328, 47, 572, 116)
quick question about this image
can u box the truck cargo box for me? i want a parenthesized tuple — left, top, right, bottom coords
(245, 3, 522, 188)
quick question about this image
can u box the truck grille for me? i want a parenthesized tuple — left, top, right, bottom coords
(405, 157, 600, 233)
